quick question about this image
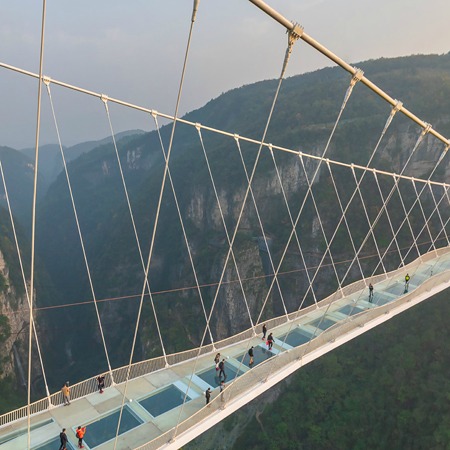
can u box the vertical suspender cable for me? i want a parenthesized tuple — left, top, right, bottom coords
(102, 99, 168, 365)
(28, 1, 47, 448)
(0, 162, 51, 401)
(45, 82, 114, 380)
(112, 2, 200, 449)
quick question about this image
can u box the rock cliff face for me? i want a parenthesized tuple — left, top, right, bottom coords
(0, 250, 28, 386)
(32, 54, 450, 380)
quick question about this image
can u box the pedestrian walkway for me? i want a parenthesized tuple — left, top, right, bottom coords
(1, 248, 450, 450)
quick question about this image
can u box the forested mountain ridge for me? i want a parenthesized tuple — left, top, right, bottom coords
(31, 53, 450, 387)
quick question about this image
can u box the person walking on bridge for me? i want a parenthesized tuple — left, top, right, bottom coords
(218, 358, 227, 380)
(59, 428, 68, 450)
(267, 333, 274, 351)
(76, 426, 86, 448)
(248, 346, 254, 366)
(214, 352, 220, 371)
(368, 283, 374, 302)
(262, 323, 267, 341)
(405, 273, 410, 292)
(205, 387, 211, 405)
(97, 374, 105, 394)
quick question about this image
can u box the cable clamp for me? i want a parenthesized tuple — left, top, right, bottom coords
(195, 122, 201, 131)
(151, 110, 158, 118)
(289, 23, 304, 41)
(43, 76, 51, 86)
(100, 94, 109, 104)
(234, 133, 240, 141)
(350, 68, 364, 86)
(268, 143, 273, 154)
(422, 122, 432, 135)
(392, 100, 403, 113)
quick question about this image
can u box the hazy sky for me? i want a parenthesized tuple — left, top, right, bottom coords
(1, 0, 449, 149)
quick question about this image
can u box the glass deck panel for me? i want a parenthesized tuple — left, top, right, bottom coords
(139, 384, 191, 417)
(33, 438, 76, 450)
(279, 328, 312, 347)
(197, 364, 244, 387)
(237, 345, 274, 368)
(310, 317, 337, 330)
(82, 405, 143, 449)
(1, 419, 54, 446)
(338, 305, 364, 316)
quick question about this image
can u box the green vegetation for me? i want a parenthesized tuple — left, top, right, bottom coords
(230, 289, 450, 450)
(0, 314, 11, 344)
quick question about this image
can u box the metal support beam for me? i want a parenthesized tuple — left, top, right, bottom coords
(248, 0, 450, 147)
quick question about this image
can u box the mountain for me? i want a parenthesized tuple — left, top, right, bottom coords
(20, 129, 145, 187)
(32, 52, 450, 389)
(0, 146, 38, 235)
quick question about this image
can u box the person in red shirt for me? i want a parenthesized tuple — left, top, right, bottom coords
(76, 426, 86, 448)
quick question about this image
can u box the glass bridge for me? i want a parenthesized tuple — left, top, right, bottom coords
(1, 248, 450, 450)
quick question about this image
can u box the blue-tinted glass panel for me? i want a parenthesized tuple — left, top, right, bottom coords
(34, 437, 76, 450)
(338, 305, 364, 316)
(279, 328, 311, 347)
(139, 385, 191, 417)
(237, 345, 274, 368)
(310, 317, 336, 330)
(197, 364, 243, 387)
(82, 405, 143, 448)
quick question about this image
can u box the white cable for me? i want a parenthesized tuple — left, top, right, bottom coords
(327, 162, 366, 281)
(340, 126, 430, 285)
(113, 3, 199, 448)
(102, 99, 168, 364)
(372, 171, 404, 266)
(0, 161, 51, 401)
(265, 143, 318, 304)
(28, 2, 47, 447)
(172, 26, 299, 439)
(265, 74, 363, 314)
(153, 115, 215, 345)
(427, 186, 450, 252)
(45, 83, 114, 377)
(196, 127, 255, 330)
(375, 143, 447, 271)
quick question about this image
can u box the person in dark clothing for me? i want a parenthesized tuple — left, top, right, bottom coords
(368, 283, 374, 302)
(97, 374, 105, 394)
(267, 333, 274, 350)
(248, 346, 254, 365)
(218, 359, 227, 380)
(262, 324, 267, 341)
(205, 387, 211, 405)
(59, 428, 68, 450)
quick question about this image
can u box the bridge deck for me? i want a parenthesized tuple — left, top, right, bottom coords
(1, 249, 450, 450)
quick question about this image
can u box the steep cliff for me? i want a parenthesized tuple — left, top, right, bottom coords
(33, 53, 450, 383)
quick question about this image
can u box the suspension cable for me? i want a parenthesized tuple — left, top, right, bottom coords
(196, 127, 255, 331)
(44, 82, 114, 377)
(0, 161, 51, 402)
(340, 125, 431, 285)
(171, 22, 301, 442)
(152, 114, 215, 346)
(27, 1, 47, 447)
(112, 2, 200, 448)
(102, 99, 168, 364)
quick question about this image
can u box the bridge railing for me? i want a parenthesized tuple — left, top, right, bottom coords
(135, 260, 450, 450)
(1, 248, 448, 431)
